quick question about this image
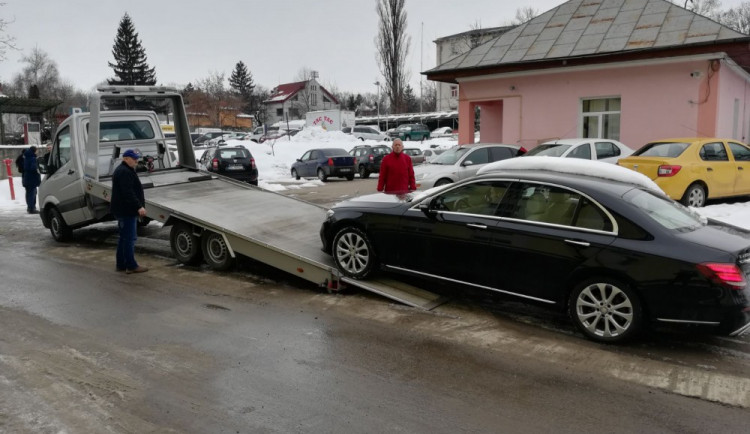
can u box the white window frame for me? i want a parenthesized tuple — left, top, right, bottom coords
(580, 96, 621, 140)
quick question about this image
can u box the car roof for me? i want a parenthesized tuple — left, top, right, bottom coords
(472, 169, 638, 197)
(457, 142, 522, 150)
(541, 138, 623, 146)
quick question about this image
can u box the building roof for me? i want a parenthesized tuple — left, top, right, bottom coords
(434, 25, 515, 43)
(426, 0, 750, 80)
(264, 80, 340, 105)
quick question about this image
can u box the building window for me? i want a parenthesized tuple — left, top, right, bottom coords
(450, 86, 458, 98)
(311, 92, 317, 106)
(276, 108, 283, 117)
(581, 97, 620, 140)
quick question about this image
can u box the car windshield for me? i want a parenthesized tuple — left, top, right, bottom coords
(429, 146, 469, 165)
(322, 148, 348, 156)
(525, 144, 571, 157)
(633, 142, 690, 157)
(622, 188, 706, 231)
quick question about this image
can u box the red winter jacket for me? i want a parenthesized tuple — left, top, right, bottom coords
(377, 151, 416, 194)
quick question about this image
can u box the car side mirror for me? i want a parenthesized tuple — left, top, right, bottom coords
(37, 159, 48, 174)
(462, 160, 474, 167)
(419, 197, 440, 217)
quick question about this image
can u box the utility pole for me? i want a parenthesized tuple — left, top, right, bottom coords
(374, 81, 381, 130)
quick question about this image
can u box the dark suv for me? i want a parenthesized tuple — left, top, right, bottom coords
(387, 123, 430, 141)
(349, 144, 390, 178)
(199, 146, 258, 185)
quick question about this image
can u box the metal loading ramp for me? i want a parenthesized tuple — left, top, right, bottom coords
(344, 277, 450, 310)
(109, 173, 449, 310)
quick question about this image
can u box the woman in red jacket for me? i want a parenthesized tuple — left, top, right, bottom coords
(377, 139, 416, 194)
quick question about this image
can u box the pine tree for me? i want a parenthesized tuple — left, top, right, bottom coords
(229, 61, 254, 113)
(107, 13, 157, 86)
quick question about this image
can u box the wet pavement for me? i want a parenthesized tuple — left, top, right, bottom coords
(1, 180, 749, 433)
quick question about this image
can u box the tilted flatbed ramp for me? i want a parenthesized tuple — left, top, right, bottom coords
(91, 170, 447, 310)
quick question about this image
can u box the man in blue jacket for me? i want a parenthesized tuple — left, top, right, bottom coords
(111, 149, 148, 274)
(22, 146, 41, 214)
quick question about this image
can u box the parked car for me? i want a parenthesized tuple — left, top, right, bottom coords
(524, 138, 633, 164)
(403, 147, 425, 164)
(617, 137, 750, 207)
(431, 126, 456, 138)
(387, 123, 431, 141)
(342, 125, 388, 141)
(189, 132, 202, 144)
(320, 161, 750, 343)
(208, 132, 249, 146)
(291, 148, 356, 182)
(423, 148, 445, 162)
(198, 145, 258, 185)
(260, 129, 299, 143)
(414, 143, 525, 189)
(249, 126, 279, 142)
(349, 144, 391, 178)
(194, 131, 230, 145)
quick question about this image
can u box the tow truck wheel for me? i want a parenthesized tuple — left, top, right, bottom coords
(332, 226, 377, 279)
(48, 207, 72, 242)
(201, 231, 235, 271)
(170, 222, 203, 265)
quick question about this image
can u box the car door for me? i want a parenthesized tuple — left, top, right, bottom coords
(456, 147, 491, 181)
(699, 141, 734, 197)
(297, 150, 313, 177)
(40, 125, 91, 225)
(486, 182, 617, 304)
(728, 141, 750, 195)
(566, 143, 593, 160)
(395, 180, 508, 286)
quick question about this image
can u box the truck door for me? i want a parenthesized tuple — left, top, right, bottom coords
(40, 125, 90, 225)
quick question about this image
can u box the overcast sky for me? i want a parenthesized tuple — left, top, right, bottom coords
(0, 0, 747, 96)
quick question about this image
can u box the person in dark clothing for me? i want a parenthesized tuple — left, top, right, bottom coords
(21, 146, 41, 214)
(377, 139, 416, 194)
(111, 149, 148, 274)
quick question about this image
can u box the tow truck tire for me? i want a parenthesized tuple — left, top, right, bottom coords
(201, 231, 235, 271)
(332, 226, 377, 279)
(170, 222, 203, 266)
(48, 207, 72, 242)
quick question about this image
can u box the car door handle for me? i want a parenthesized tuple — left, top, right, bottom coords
(68, 169, 75, 175)
(707, 167, 713, 172)
(739, 167, 744, 170)
(467, 223, 487, 229)
(565, 239, 590, 247)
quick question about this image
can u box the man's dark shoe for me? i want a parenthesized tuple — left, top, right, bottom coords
(116, 268, 126, 272)
(126, 266, 149, 274)
(27, 209, 40, 214)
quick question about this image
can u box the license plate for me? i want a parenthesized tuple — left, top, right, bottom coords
(227, 164, 243, 170)
(339, 168, 351, 172)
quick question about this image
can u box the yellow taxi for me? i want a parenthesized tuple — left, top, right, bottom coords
(617, 137, 750, 207)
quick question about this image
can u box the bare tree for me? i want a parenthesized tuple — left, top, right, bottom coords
(8, 47, 61, 99)
(0, 2, 17, 61)
(187, 72, 242, 127)
(720, 2, 750, 34)
(375, 0, 410, 114)
(681, 0, 722, 19)
(513, 6, 538, 25)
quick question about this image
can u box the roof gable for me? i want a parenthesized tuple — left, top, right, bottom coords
(265, 80, 340, 105)
(428, 0, 748, 74)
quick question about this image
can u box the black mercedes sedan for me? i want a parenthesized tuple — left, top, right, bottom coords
(320, 169, 750, 343)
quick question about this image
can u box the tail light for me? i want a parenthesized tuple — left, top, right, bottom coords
(249, 157, 256, 169)
(327, 158, 334, 166)
(369, 154, 374, 162)
(657, 165, 681, 177)
(212, 158, 219, 170)
(696, 263, 746, 289)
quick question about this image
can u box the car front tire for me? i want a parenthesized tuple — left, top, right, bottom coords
(332, 226, 377, 279)
(48, 207, 72, 242)
(569, 278, 643, 343)
(681, 183, 706, 207)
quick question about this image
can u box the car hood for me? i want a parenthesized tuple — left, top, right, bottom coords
(414, 163, 456, 176)
(332, 192, 417, 209)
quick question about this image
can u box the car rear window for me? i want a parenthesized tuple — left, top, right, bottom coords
(322, 148, 348, 156)
(633, 142, 689, 158)
(525, 144, 570, 157)
(219, 148, 250, 159)
(623, 188, 704, 231)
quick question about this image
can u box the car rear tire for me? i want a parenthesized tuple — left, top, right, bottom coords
(317, 168, 328, 182)
(48, 207, 72, 242)
(569, 277, 643, 343)
(291, 168, 300, 180)
(332, 226, 377, 279)
(346, 174, 355, 181)
(201, 231, 235, 271)
(359, 165, 370, 179)
(170, 222, 203, 265)
(680, 183, 706, 207)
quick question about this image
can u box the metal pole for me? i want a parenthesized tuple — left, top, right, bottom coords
(374, 81, 380, 130)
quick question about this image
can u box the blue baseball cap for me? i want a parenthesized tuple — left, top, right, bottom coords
(122, 149, 140, 159)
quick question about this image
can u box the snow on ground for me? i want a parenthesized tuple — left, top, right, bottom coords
(1, 127, 748, 230)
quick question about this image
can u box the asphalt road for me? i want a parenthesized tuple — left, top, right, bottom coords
(1, 177, 749, 433)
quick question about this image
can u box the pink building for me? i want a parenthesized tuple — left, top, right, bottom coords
(425, 0, 750, 150)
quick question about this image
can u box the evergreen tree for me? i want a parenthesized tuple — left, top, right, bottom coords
(107, 13, 157, 86)
(229, 61, 255, 113)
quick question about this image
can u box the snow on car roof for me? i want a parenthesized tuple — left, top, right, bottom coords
(476, 156, 662, 193)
